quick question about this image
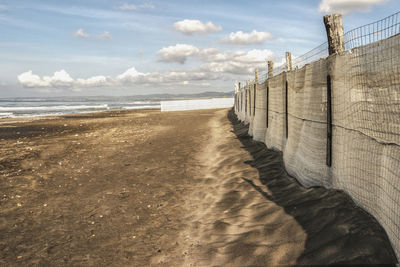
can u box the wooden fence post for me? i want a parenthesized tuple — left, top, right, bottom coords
(268, 61, 274, 78)
(323, 14, 345, 55)
(255, 68, 259, 83)
(286, 52, 292, 71)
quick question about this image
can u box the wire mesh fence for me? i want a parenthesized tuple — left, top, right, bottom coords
(344, 11, 400, 50)
(239, 10, 400, 85)
(235, 10, 400, 258)
(258, 70, 269, 83)
(273, 64, 287, 76)
(292, 42, 329, 70)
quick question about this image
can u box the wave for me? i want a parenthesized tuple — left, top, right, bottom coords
(0, 112, 13, 117)
(0, 104, 109, 112)
(122, 105, 161, 110)
(126, 101, 159, 105)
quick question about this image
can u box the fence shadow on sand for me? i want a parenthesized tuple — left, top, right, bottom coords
(227, 109, 397, 265)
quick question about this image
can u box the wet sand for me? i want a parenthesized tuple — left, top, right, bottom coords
(0, 108, 397, 266)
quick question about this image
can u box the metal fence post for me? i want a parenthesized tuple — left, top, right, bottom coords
(324, 14, 343, 166)
(285, 80, 288, 139)
(326, 75, 332, 167)
(266, 86, 269, 128)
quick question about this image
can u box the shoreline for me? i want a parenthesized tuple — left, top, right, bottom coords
(0, 108, 161, 125)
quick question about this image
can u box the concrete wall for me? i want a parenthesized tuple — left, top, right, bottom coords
(161, 98, 234, 112)
(234, 34, 400, 258)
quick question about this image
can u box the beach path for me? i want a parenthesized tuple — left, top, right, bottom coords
(0, 108, 396, 266)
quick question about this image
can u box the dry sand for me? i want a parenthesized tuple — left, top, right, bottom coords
(0, 108, 397, 266)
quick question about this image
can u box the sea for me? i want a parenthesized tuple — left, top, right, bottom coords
(0, 100, 161, 118)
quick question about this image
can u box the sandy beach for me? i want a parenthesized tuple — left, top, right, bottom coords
(0, 108, 397, 266)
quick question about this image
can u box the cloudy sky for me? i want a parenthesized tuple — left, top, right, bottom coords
(0, 0, 398, 97)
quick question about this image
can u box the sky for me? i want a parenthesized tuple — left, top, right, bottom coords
(0, 0, 399, 97)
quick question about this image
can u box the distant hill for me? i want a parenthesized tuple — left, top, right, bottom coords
(0, 91, 234, 102)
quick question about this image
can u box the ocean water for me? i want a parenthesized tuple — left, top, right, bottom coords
(0, 100, 161, 118)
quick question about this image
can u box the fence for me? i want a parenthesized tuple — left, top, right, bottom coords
(234, 11, 400, 259)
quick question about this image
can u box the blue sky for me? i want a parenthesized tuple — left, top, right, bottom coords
(0, 0, 398, 97)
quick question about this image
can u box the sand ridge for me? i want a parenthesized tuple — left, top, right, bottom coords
(173, 109, 397, 266)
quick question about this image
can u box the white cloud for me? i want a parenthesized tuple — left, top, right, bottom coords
(17, 69, 111, 88)
(17, 67, 224, 91)
(201, 62, 250, 75)
(18, 70, 74, 88)
(234, 49, 274, 63)
(97, 31, 112, 39)
(200, 49, 274, 75)
(119, 2, 155, 11)
(157, 44, 200, 64)
(116, 67, 146, 81)
(17, 71, 47, 87)
(173, 19, 222, 35)
(318, 0, 388, 15)
(157, 43, 274, 75)
(76, 76, 108, 86)
(139, 2, 155, 9)
(75, 29, 112, 40)
(43, 70, 74, 87)
(17, 46, 275, 91)
(156, 44, 231, 64)
(74, 28, 89, 38)
(161, 70, 221, 81)
(220, 30, 275, 45)
(119, 3, 138, 10)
